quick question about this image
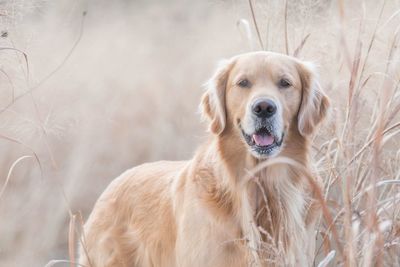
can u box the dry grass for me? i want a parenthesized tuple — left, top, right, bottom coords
(1, 0, 400, 266)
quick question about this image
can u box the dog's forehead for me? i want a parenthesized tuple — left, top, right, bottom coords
(232, 52, 298, 75)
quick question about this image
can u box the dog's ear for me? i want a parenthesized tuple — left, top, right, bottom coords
(296, 62, 330, 136)
(200, 59, 234, 135)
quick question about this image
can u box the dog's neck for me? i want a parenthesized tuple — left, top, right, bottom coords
(198, 123, 311, 265)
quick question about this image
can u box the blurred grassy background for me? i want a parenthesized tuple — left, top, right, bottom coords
(1, 0, 400, 266)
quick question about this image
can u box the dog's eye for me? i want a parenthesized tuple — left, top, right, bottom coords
(237, 79, 251, 88)
(278, 78, 292, 88)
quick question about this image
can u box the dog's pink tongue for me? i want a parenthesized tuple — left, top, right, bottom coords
(253, 134, 274, 146)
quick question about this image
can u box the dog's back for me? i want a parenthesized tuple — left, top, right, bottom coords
(79, 161, 187, 267)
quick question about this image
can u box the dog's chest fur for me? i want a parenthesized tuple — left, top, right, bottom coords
(189, 163, 310, 267)
(250, 168, 309, 266)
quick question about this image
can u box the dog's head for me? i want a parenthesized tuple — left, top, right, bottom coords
(201, 51, 329, 159)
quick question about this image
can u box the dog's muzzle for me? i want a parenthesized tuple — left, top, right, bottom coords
(240, 98, 284, 158)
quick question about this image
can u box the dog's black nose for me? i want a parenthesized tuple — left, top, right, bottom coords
(252, 99, 277, 118)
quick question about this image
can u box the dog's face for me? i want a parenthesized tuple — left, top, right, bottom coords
(201, 52, 329, 160)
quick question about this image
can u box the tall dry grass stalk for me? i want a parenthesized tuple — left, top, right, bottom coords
(1, 0, 400, 266)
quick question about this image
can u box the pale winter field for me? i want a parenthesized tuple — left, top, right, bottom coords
(0, 0, 400, 266)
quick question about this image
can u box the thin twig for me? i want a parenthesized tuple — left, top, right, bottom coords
(248, 0, 264, 50)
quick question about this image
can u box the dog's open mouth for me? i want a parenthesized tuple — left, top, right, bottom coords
(241, 127, 284, 156)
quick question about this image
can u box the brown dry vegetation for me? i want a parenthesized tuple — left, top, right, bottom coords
(1, 0, 400, 266)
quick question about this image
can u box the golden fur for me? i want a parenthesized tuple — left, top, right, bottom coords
(79, 51, 330, 267)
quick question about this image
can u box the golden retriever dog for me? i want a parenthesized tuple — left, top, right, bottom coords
(79, 51, 330, 267)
